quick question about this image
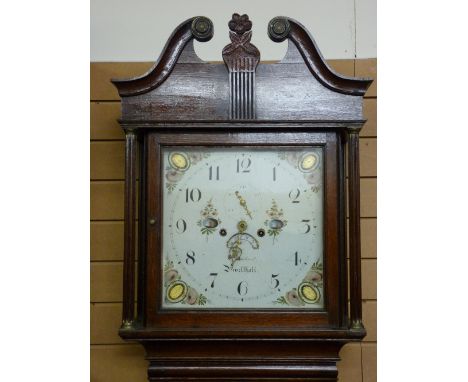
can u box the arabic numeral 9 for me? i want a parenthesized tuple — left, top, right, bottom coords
(175, 218, 187, 233)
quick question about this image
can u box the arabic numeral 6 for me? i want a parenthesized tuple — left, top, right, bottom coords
(237, 281, 248, 296)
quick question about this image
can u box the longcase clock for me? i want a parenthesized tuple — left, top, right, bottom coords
(111, 13, 372, 381)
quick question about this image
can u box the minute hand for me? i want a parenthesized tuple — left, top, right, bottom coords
(235, 191, 252, 219)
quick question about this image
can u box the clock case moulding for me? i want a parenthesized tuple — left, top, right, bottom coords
(111, 13, 372, 382)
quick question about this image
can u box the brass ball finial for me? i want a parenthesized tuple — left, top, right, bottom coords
(268, 17, 290, 42)
(192, 16, 214, 42)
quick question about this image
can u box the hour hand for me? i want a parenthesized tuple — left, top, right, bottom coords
(235, 191, 252, 219)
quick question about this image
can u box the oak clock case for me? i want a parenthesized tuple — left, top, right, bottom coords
(111, 13, 372, 382)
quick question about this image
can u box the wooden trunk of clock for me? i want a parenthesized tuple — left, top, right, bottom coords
(112, 14, 372, 381)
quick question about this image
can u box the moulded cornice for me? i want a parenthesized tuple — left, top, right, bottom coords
(111, 16, 214, 97)
(268, 16, 373, 96)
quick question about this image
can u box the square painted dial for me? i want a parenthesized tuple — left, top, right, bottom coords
(161, 147, 324, 309)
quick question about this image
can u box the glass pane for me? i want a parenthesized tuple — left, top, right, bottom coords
(161, 147, 324, 309)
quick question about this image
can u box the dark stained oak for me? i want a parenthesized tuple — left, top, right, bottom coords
(348, 130, 364, 330)
(111, 13, 372, 382)
(268, 17, 372, 96)
(112, 16, 214, 97)
(121, 131, 137, 328)
(222, 13, 260, 119)
(144, 132, 341, 334)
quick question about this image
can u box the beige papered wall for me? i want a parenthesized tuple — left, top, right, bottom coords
(91, 0, 377, 61)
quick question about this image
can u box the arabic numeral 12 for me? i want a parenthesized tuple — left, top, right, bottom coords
(237, 158, 251, 173)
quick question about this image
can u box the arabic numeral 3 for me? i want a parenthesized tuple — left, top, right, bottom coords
(301, 219, 311, 234)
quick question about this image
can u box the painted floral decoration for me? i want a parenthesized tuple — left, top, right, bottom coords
(163, 260, 207, 305)
(165, 151, 209, 193)
(279, 151, 300, 168)
(264, 199, 287, 242)
(165, 169, 184, 192)
(197, 198, 221, 236)
(275, 261, 323, 306)
(278, 151, 322, 193)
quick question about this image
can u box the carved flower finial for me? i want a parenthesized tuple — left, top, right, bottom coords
(228, 13, 252, 34)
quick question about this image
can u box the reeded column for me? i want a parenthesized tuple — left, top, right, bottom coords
(347, 127, 364, 330)
(121, 129, 137, 329)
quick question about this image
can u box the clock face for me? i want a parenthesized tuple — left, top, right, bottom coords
(161, 147, 324, 309)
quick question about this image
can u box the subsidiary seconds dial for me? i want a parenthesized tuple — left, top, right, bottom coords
(161, 147, 324, 309)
